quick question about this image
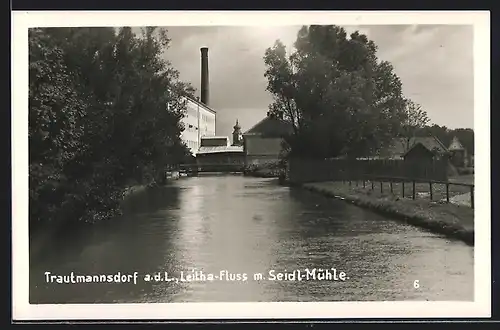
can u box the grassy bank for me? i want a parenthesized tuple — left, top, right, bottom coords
(297, 181, 474, 246)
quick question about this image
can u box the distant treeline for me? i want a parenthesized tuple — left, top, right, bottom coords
(29, 27, 193, 232)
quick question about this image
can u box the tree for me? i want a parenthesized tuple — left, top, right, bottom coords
(398, 99, 430, 151)
(263, 25, 407, 159)
(29, 27, 193, 230)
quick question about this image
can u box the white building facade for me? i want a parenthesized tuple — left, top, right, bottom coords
(180, 97, 216, 154)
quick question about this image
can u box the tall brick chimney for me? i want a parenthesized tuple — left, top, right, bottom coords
(200, 47, 209, 106)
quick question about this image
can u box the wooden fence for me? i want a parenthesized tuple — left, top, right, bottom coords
(287, 158, 449, 184)
(344, 175, 474, 208)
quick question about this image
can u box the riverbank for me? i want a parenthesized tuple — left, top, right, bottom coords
(243, 166, 285, 179)
(294, 181, 474, 246)
(30, 183, 154, 262)
(244, 170, 278, 178)
(122, 184, 149, 198)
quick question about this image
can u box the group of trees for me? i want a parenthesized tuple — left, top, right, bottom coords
(263, 25, 474, 160)
(29, 27, 192, 231)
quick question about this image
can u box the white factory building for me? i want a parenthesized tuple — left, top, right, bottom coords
(180, 97, 216, 154)
(179, 46, 217, 155)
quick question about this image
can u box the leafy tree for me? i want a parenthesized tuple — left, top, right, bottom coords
(398, 99, 430, 151)
(263, 25, 407, 159)
(29, 27, 192, 231)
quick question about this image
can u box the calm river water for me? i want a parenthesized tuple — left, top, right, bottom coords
(30, 175, 473, 303)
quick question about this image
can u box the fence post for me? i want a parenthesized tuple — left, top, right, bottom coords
(446, 183, 450, 203)
(402, 181, 405, 198)
(363, 179, 366, 189)
(470, 185, 474, 209)
(390, 181, 393, 193)
(412, 180, 416, 200)
(429, 182, 433, 201)
(380, 181, 383, 194)
(371, 180, 374, 190)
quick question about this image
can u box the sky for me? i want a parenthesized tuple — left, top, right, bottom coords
(160, 25, 473, 138)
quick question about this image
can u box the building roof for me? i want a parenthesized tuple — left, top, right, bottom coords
(196, 146, 244, 155)
(377, 136, 448, 158)
(243, 115, 294, 137)
(448, 136, 465, 151)
(200, 136, 229, 147)
(166, 88, 217, 115)
(185, 96, 217, 115)
(245, 135, 286, 156)
(402, 142, 437, 158)
(201, 136, 229, 140)
(233, 119, 241, 130)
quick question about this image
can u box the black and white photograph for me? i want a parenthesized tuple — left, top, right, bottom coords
(12, 11, 490, 320)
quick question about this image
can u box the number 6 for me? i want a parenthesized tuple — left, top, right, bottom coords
(414, 280, 420, 288)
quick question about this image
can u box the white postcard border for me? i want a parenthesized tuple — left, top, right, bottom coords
(12, 10, 491, 320)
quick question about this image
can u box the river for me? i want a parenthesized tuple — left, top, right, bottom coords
(30, 174, 473, 303)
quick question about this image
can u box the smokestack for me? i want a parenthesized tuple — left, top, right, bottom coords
(200, 47, 209, 106)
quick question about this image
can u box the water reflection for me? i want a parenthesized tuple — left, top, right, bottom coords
(30, 176, 473, 303)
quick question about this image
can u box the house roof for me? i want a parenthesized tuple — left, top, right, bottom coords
(243, 116, 294, 137)
(402, 142, 437, 158)
(377, 136, 448, 158)
(245, 135, 286, 156)
(448, 136, 465, 151)
(196, 145, 244, 155)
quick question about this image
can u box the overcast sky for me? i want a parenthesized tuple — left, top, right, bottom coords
(160, 25, 473, 138)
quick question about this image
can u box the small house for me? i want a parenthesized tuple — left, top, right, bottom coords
(242, 112, 293, 166)
(375, 136, 449, 160)
(403, 142, 437, 164)
(448, 136, 468, 167)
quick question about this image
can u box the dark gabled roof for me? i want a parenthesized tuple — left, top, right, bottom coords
(402, 142, 437, 158)
(378, 136, 448, 158)
(243, 116, 294, 137)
